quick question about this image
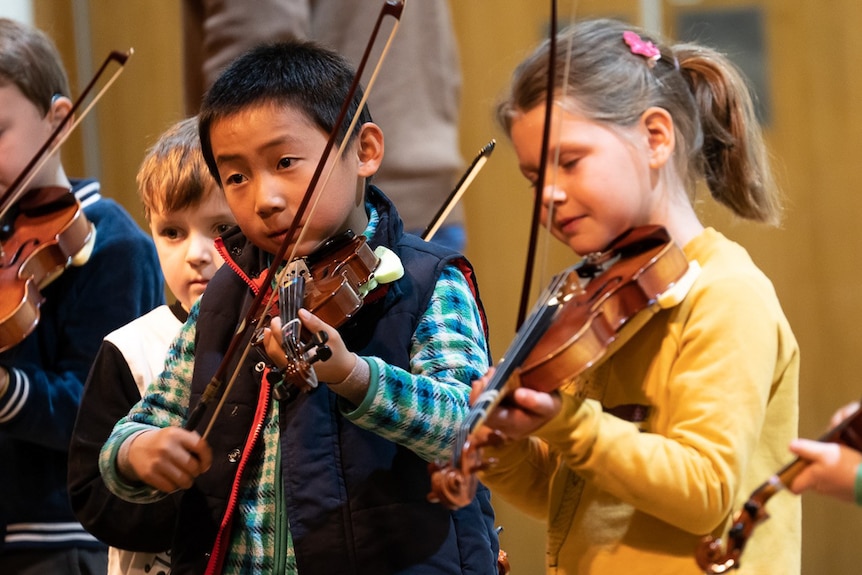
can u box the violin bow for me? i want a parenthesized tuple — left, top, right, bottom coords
(0, 50, 131, 220)
(422, 139, 495, 242)
(187, 0, 406, 439)
(515, 1, 558, 329)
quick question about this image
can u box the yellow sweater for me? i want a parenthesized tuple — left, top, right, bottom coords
(480, 228, 800, 574)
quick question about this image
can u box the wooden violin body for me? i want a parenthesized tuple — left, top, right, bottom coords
(0, 51, 129, 353)
(263, 231, 380, 395)
(428, 225, 697, 509)
(0, 187, 93, 352)
(696, 402, 862, 573)
(299, 230, 379, 327)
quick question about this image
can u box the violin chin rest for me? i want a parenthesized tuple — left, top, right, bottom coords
(372, 245, 404, 285)
(657, 259, 701, 309)
(71, 224, 97, 267)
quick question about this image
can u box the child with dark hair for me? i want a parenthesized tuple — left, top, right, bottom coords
(0, 17, 163, 575)
(100, 41, 499, 575)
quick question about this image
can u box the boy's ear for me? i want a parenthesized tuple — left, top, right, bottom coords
(356, 122, 384, 178)
(48, 95, 74, 133)
(640, 107, 674, 169)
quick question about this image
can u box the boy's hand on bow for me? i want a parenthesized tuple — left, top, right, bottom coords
(121, 427, 212, 493)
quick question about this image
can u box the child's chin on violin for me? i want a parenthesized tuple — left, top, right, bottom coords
(99, 40, 501, 574)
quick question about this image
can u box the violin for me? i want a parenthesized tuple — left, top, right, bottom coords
(289, 230, 380, 326)
(695, 402, 862, 574)
(0, 187, 94, 352)
(428, 225, 700, 509)
(0, 50, 129, 353)
(266, 231, 380, 396)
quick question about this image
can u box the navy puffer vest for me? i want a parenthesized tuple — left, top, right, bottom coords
(172, 187, 498, 574)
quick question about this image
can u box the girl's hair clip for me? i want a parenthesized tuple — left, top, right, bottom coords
(623, 31, 661, 67)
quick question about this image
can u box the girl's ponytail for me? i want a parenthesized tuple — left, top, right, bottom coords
(676, 44, 781, 225)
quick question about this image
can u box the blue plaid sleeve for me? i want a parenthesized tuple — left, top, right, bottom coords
(343, 263, 490, 462)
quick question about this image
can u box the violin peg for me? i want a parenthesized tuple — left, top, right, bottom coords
(311, 345, 332, 364)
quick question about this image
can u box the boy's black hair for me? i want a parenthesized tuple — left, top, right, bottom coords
(199, 41, 373, 184)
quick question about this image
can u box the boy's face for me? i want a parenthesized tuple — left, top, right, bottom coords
(208, 102, 380, 259)
(149, 187, 236, 311)
(0, 83, 67, 200)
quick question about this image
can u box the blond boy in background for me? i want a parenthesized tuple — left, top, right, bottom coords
(68, 116, 236, 575)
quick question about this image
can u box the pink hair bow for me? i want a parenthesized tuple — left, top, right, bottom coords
(623, 31, 661, 65)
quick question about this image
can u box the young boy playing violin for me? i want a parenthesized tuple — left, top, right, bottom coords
(69, 116, 237, 575)
(99, 41, 500, 574)
(0, 17, 163, 575)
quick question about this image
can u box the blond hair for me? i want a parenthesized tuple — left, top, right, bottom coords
(137, 116, 218, 222)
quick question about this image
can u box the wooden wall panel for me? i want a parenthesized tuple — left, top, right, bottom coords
(25, 1, 862, 572)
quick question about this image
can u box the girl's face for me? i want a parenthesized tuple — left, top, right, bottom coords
(149, 188, 236, 311)
(509, 101, 660, 256)
(208, 102, 379, 259)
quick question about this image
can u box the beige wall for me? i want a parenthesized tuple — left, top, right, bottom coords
(32, 1, 862, 572)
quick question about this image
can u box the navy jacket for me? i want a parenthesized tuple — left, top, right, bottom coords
(0, 179, 163, 551)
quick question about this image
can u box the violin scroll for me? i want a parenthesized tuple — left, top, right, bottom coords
(428, 430, 504, 510)
(695, 498, 770, 574)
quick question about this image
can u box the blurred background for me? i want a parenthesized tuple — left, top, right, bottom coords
(6, 0, 862, 572)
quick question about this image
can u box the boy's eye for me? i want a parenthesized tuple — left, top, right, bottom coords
(159, 227, 182, 240)
(224, 173, 246, 186)
(214, 222, 234, 235)
(277, 157, 293, 169)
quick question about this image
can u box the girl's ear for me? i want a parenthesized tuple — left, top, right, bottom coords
(641, 107, 675, 169)
(356, 122, 384, 178)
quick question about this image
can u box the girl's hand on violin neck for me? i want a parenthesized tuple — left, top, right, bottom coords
(470, 370, 562, 441)
(788, 439, 862, 502)
(120, 428, 212, 493)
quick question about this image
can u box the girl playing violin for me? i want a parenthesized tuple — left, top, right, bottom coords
(99, 41, 500, 574)
(472, 18, 800, 574)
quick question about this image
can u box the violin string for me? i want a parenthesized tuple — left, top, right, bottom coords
(460, 268, 567, 451)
